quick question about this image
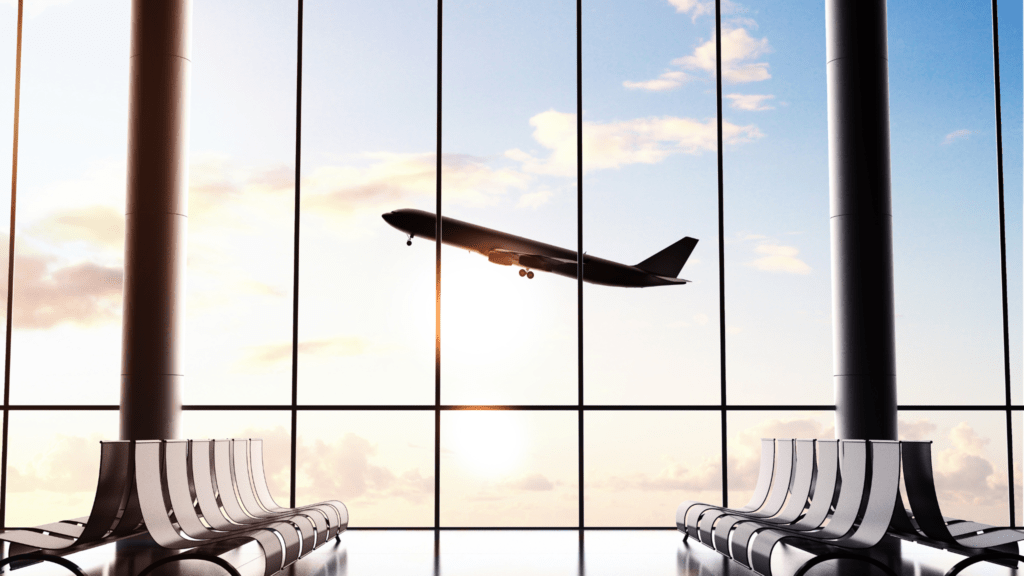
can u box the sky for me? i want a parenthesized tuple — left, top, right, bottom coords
(0, 0, 1019, 530)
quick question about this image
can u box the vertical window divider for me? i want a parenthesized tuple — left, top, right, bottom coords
(988, 0, 1015, 527)
(576, 0, 584, 532)
(434, 0, 444, 532)
(1, 0, 25, 530)
(714, 0, 728, 508)
(289, 0, 305, 510)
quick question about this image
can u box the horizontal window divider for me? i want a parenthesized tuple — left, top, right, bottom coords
(348, 526, 678, 530)
(896, 405, 1022, 411)
(2, 404, 1019, 411)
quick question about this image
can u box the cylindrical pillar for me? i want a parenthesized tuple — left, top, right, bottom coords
(119, 0, 192, 440)
(827, 0, 898, 440)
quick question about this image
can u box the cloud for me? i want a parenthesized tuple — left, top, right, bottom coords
(942, 129, 975, 145)
(7, 433, 104, 493)
(623, 71, 691, 92)
(674, 27, 771, 83)
(246, 337, 370, 366)
(517, 189, 554, 209)
(26, 206, 124, 250)
(303, 152, 532, 218)
(620, 9, 769, 93)
(593, 455, 721, 493)
(9, 255, 123, 329)
(297, 432, 433, 505)
(898, 418, 938, 442)
(726, 93, 775, 111)
(502, 473, 555, 492)
(506, 110, 762, 177)
(745, 243, 811, 274)
(930, 423, 1007, 510)
(728, 417, 835, 490)
(667, 0, 714, 18)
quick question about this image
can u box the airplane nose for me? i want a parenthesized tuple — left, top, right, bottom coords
(382, 211, 396, 225)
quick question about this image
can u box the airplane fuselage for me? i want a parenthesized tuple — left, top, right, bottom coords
(382, 208, 694, 288)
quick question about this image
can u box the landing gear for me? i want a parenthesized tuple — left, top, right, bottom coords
(519, 269, 527, 277)
(518, 269, 534, 279)
(406, 235, 413, 246)
(527, 271, 534, 279)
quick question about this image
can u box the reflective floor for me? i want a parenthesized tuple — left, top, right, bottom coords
(2, 530, 1020, 576)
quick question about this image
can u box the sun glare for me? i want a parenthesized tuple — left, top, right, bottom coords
(447, 411, 526, 478)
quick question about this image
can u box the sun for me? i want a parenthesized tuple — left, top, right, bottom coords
(447, 411, 525, 478)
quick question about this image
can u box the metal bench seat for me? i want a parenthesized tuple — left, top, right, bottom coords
(676, 438, 780, 541)
(745, 440, 901, 576)
(0, 441, 144, 550)
(135, 439, 347, 576)
(722, 440, 840, 562)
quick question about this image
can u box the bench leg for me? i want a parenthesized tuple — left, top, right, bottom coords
(0, 552, 88, 576)
(944, 552, 1024, 576)
(137, 553, 243, 576)
(792, 552, 897, 576)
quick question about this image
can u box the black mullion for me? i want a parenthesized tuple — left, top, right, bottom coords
(14, 403, 1021, 411)
(989, 0, 1015, 528)
(434, 0, 443, 531)
(1, 0, 25, 530)
(714, 0, 727, 509)
(289, 0, 304, 511)
(576, 0, 584, 531)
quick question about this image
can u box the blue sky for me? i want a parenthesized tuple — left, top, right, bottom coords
(0, 0, 1019, 527)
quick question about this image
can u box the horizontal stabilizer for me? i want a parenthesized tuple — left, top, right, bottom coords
(635, 237, 698, 278)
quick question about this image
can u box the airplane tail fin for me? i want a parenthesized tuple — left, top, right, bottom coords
(635, 237, 698, 278)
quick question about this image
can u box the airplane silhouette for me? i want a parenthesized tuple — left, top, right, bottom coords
(382, 209, 698, 288)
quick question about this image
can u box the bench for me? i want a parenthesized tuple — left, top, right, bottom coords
(0, 440, 146, 574)
(0, 438, 347, 576)
(678, 438, 1023, 576)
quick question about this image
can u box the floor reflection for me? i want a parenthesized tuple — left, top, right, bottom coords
(1, 530, 1021, 576)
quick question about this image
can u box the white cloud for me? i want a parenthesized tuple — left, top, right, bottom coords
(667, 0, 714, 18)
(726, 93, 775, 111)
(506, 110, 762, 177)
(624, 16, 770, 93)
(502, 473, 555, 492)
(303, 152, 532, 216)
(517, 189, 554, 209)
(623, 71, 690, 92)
(746, 243, 811, 275)
(674, 27, 771, 83)
(942, 129, 975, 145)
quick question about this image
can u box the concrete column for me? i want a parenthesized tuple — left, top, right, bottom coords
(827, 0, 898, 440)
(119, 0, 192, 440)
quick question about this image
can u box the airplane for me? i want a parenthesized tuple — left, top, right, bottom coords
(382, 208, 698, 288)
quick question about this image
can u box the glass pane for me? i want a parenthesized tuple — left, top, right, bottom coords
(722, 0, 832, 406)
(889, 0, 1005, 405)
(296, 411, 435, 527)
(998, 0, 1022, 406)
(0, 2, 14, 351)
(583, 0, 720, 406)
(440, 0, 577, 406)
(898, 410, 1011, 527)
(9, 0, 129, 405)
(441, 410, 577, 526)
(184, 1, 297, 405)
(1014, 411, 1022, 526)
(298, 0, 436, 406)
(725, 411, 834, 508)
(181, 410, 293, 503)
(5, 410, 118, 528)
(584, 411, 721, 526)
